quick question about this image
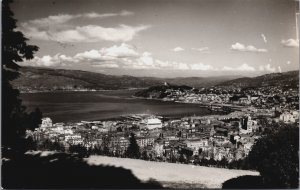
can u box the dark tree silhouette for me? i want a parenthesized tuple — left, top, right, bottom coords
(248, 126, 299, 188)
(2, 152, 163, 189)
(69, 144, 88, 156)
(141, 150, 149, 160)
(2, 0, 41, 153)
(38, 140, 65, 152)
(125, 133, 140, 159)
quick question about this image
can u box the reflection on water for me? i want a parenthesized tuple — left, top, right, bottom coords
(20, 90, 212, 123)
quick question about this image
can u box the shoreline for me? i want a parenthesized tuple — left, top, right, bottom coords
(19, 88, 147, 94)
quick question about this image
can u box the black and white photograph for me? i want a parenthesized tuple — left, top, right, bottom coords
(2, 0, 299, 188)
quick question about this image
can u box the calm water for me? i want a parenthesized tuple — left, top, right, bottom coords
(20, 90, 212, 123)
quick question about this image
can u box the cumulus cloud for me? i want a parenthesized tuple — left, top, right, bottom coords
(261, 34, 267, 43)
(281, 39, 299, 47)
(176, 62, 189, 70)
(101, 43, 139, 58)
(21, 43, 260, 73)
(21, 43, 139, 67)
(138, 52, 154, 65)
(191, 47, 210, 53)
(19, 10, 150, 43)
(21, 54, 75, 67)
(172, 47, 184, 52)
(258, 64, 276, 72)
(74, 43, 139, 62)
(222, 63, 256, 72)
(231, 42, 267, 53)
(190, 63, 216, 71)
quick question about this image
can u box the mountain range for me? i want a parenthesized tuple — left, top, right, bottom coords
(11, 66, 298, 92)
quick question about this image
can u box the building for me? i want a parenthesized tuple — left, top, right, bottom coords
(279, 112, 296, 123)
(136, 137, 155, 148)
(239, 115, 256, 134)
(185, 139, 209, 155)
(144, 118, 163, 130)
(41, 117, 53, 129)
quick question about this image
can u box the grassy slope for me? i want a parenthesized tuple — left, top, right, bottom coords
(85, 156, 259, 188)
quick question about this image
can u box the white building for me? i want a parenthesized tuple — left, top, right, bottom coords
(145, 118, 163, 130)
(185, 139, 209, 155)
(279, 112, 297, 123)
(41, 117, 52, 128)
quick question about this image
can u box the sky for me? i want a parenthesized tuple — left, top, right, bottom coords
(11, 0, 299, 77)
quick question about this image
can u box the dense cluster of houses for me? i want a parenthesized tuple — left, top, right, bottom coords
(159, 85, 298, 111)
(28, 104, 299, 163)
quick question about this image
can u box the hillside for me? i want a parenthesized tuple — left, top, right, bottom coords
(134, 83, 194, 99)
(12, 67, 162, 91)
(11, 66, 240, 92)
(164, 76, 240, 88)
(218, 71, 299, 89)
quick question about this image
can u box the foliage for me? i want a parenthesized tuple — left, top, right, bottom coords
(248, 126, 299, 188)
(141, 150, 149, 160)
(69, 144, 88, 156)
(2, 0, 41, 153)
(2, 152, 163, 188)
(125, 133, 141, 159)
(38, 140, 65, 152)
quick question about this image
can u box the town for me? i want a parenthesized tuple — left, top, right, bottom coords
(135, 82, 299, 112)
(27, 95, 299, 168)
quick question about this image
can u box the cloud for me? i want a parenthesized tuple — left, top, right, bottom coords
(281, 39, 299, 47)
(172, 47, 184, 52)
(231, 42, 267, 53)
(101, 43, 139, 58)
(24, 10, 134, 27)
(21, 43, 258, 73)
(92, 63, 120, 68)
(258, 64, 276, 72)
(191, 47, 210, 53)
(176, 62, 189, 70)
(139, 52, 154, 65)
(19, 11, 150, 43)
(190, 63, 216, 71)
(74, 43, 139, 62)
(21, 43, 139, 67)
(222, 63, 256, 72)
(84, 10, 134, 18)
(21, 54, 75, 67)
(261, 34, 267, 43)
(21, 24, 150, 43)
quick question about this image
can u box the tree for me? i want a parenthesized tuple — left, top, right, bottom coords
(101, 135, 111, 156)
(125, 133, 140, 159)
(2, 0, 41, 153)
(141, 150, 149, 160)
(178, 153, 186, 163)
(248, 126, 299, 188)
(69, 144, 88, 156)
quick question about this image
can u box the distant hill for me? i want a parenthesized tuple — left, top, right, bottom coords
(11, 66, 241, 92)
(134, 70, 299, 99)
(164, 76, 240, 88)
(134, 84, 194, 99)
(12, 67, 162, 91)
(218, 71, 299, 89)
